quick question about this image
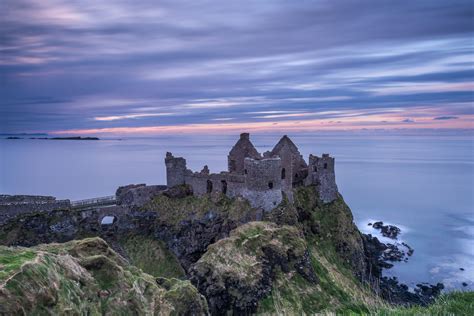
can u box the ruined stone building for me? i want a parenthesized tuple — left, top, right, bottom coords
(165, 133, 338, 211)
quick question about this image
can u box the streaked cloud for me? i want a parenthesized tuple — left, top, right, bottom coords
(434, 116, 459, 120)
(93, 112, 175, 121)
(211, 118, 234, 121)
(369, 82, 474, 96)
(1, 0, 473, 134)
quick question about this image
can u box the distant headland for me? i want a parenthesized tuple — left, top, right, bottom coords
(5, 136, 100, 140)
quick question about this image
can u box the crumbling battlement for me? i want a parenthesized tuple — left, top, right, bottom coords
(165, 133, 338, 210)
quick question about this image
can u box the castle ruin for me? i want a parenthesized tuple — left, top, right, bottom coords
(165, 133, 338, 211)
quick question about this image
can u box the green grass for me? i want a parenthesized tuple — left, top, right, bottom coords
(0, 247, 36, 281)
(119, 234, 185, 279)
(1, 238, 208, 315)
(143, 192, 254, 226)
(374, 291, 474, 316)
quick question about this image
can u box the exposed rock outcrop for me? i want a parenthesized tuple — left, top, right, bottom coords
(189, 222, 317, 314)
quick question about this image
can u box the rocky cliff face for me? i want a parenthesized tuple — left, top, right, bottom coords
(0, 185, 411, 314)
(189, 222, 317, 314)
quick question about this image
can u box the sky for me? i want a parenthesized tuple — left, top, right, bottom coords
(1, 0, 473, 135)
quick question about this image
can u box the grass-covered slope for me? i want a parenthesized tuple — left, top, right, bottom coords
(376, 292, 474, 315)
(0, 237, 208, 315)
(144, 191, 256, 225)
(293, 186, 369, 279)
(119, 234, 185, 279)
(258, 243, 385, 315)
(190, 221, 384, 314)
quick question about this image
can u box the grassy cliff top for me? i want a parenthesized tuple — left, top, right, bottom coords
(0, 237, 208, 315)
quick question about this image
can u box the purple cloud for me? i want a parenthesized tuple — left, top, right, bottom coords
(1, 0, 473, 133)
(433, 116, 459, 120)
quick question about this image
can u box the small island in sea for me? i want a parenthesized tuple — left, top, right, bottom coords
(6, 136, 100, 140)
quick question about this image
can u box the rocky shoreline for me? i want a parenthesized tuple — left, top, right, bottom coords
(363, 220, 443, 306)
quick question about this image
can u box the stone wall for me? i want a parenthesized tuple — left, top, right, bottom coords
(184, 171, 246, 198)
(165, 134, 339, 209)
(165, 152, 187, 187)
(242, 157, 283, 211)
(269, 135, 308, 193)
(227, 133, 261, 174)
(116, 184, 167, 208)
(306, 154, 338, 203)
(0, 195, 71, 225)
(182, 162, 282, 211)
(165, 152, 283, 211)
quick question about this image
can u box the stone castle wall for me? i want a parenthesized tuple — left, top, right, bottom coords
(227, 133, 261, 174)
(165, 134, 338, 210)
(184, 171, 246, 198)
(0, 195, 71, 225)
(116, 184, 167, 207)
(306, 154, 338, 203)
(165, 152, 187, 187)
(242, 157, 283, 211)
(165, 153, 283, 211)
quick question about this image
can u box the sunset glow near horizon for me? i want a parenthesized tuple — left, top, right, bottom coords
(1, 1, 473, 136)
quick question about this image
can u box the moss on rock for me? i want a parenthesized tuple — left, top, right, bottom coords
(189, 222, 317, 314)
(0, 237, 208, 315)
(292, 186, 369, 280)
(119, 234, 185, 279)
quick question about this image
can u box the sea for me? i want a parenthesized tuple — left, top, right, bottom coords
(1, 133, 473, 290)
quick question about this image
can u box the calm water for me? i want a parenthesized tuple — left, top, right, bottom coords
(1, 134, 473, 290)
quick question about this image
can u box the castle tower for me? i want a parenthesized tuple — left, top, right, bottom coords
(242, 157, 283, 211)
(306, 154, 338, 203)
(270, 135, 308, 192)
(228, 133, 261, 174)
(165, 152, 187, 187)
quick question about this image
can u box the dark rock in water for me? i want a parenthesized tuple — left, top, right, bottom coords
(368, 222, 372, 226)
(383, 243, 405, 262)
(462, 282, 468, 287)
(372, 221, 384, 229)
(380, 277, 444, 306)
(366, 222, 441, 307)
(362, 231, 415, 283)
(402, 242, 414, 256)
(415, 283, 444, 301)
(371, 221, 401, 239)
(460, 268, 465, 271)
(380, 225, 401, 239)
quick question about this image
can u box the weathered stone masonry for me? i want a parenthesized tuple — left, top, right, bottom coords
(0, 195, 71, 225)
(166, 133, 338, 210)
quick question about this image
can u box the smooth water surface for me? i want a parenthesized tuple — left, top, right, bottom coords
(1, 134, 473, 290)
